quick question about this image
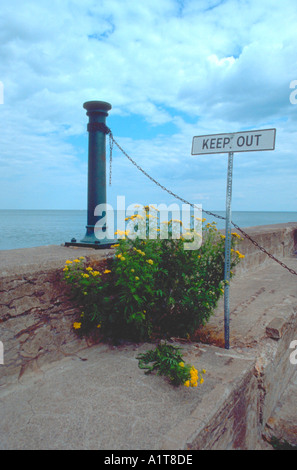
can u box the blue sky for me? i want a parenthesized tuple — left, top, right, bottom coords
(0, 0, 296, 211)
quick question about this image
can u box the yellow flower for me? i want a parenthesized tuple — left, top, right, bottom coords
(111, 243, 120, 248)
(190, 367, 199, 386)
(200, 378, 204, 384)
(73, 259, 80, 263)
(73, 322, 81, 330)
(131, 269, 135, 273)
(115, 229, 130, 237)
(172, 219, 183, 225)
(65, 260, 72, 264)
(138, 250, 145, 255)
(92, 271, 100, 276)
(97, 324, 101, 328)
(134, 248, 145, 256)
(231, 232, 242, 240)
(184, 380, 190, 387)
(104, 269, 111, 274)
(146, 259, 154, 265)
(63, 267, 69, 272)
(235, 250, 245, 259)
(120, 257, 126, 261)
(81, 273, 89, 278)
(135, 276, 139, 281)
(179, 362, 184, 368)
(79, 256, 85, 260)
(202, 369, 206, 374)
(86, 266, 93, 271)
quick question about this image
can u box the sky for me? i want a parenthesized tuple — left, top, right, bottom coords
(0, 0, 296, 212)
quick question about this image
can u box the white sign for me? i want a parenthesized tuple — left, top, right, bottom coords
(192, 128, 276, 155)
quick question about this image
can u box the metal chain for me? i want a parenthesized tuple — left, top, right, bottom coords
(109, 131, 114, 186)
(107, 131, 297, 277)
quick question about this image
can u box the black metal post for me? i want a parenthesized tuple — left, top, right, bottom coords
(65, 100, 114, 249)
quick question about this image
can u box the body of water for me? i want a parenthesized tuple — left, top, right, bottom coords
(0, 209, 296, 251)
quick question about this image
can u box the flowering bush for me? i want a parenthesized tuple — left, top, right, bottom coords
(136, 342, 206, 387)
(63, 211, 244, 343)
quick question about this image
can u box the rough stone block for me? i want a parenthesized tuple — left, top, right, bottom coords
(266, 317, 286, 340)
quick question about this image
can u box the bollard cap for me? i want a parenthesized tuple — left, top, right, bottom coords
(83, 101, 112, 115)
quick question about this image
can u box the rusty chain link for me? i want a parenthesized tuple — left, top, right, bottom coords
(108, 131, 114, 186)
(106, 129, 297, 277)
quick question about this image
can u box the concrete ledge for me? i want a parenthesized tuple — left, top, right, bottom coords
(0, 244, 114, 278)
(231, 222, 297, 275)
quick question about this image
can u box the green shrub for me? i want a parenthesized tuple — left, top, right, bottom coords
(136, 342, 206, 387)
(63, 214, 243, 343)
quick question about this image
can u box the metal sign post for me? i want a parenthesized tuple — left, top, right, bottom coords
(223, 152, 234, 349)
(191, 128, 276, 349)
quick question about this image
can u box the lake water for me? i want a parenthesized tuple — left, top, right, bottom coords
(0, 209, 296, 251)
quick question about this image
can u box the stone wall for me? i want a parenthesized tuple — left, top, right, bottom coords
(233, 222, 297, 275)
(255, 315, 297, 428)
(0, 223, 296, 382)
(0, 245, 111, 382)
(0, 268, 83, 380)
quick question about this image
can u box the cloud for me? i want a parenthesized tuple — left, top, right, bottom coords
(0, 0, 296, 211)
